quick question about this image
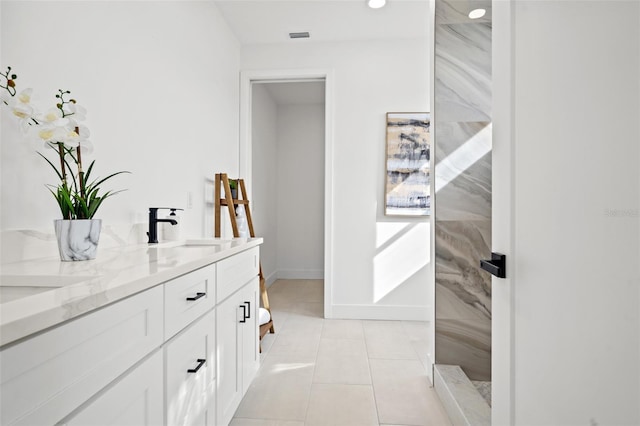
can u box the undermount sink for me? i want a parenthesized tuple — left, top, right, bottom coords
(0, 275, 93, 303)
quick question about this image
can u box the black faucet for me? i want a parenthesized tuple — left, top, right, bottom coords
(148, 207, 183, 244)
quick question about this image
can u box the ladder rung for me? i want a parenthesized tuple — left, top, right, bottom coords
(220, 199, 249, 205)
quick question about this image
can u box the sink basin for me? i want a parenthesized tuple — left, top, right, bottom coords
(0, 275, 93, 303)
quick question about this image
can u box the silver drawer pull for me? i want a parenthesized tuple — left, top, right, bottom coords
(186, 292, 206, 301)
(187, 358, 206, 373)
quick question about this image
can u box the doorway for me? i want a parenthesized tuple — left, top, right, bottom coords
(239, 70, 334, 318)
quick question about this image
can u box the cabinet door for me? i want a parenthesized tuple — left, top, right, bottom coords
(63, 350, 163, 426)
(1, 286, 163, 426)
(165, 309, 216, 426)
(241, 277, 260, 394)
(216, 293, 243, 426)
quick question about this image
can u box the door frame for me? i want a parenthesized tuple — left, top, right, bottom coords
(492, 0, 515, 423)
(239, 68, 335, 319)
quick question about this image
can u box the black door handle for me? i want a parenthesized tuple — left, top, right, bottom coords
(186, 292, 206, 301)
(187, 358, 206, 373)
(244, 301, 251, 319)
(239, 304, 247, 323)
(480, 253, 506, 278)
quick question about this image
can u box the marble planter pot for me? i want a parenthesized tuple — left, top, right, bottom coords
(54, 219, 102, 261)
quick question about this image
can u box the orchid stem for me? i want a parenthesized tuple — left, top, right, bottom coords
(76, 142, 85, 199)
(57, 143, 67, 184)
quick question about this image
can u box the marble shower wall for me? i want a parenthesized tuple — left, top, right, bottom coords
(434, 0, 492, 381)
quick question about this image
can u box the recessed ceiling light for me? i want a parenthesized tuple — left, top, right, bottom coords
(289, 32, 310, 39)
(468, 8, 486, 19)
(367, 0, 386, 9)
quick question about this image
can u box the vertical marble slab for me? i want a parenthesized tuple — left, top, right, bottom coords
(435, 21, 492, 122)
(435, 122, 492, 221)
(434, 0, 492, 381)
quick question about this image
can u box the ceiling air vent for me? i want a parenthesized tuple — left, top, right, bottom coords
(289, 32, 310, 39)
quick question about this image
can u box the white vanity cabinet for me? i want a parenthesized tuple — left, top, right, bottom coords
(63, 350, 164, 426)
(216, 247, 260, 426)
(0, 243, 262, 426)
(0, 285, 164, 426)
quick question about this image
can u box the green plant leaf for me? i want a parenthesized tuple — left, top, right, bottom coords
(37, 152, 64, 182)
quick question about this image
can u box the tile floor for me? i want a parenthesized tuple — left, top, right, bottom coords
(230, 279, 452, 426)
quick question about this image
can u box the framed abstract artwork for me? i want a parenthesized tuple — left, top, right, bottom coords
(384, 112, 431, 216)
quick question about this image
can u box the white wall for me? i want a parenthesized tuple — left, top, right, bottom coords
(493, 1, 639, 424)
(276, 103, 324, 280)
(242, 39, 431, 319)
(251, 84, 279, 282)
(1, 1, 240, 257)
(251, 85, 324, 284)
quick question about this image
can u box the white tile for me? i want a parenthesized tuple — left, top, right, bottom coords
(266, 333, 321, 359)
(313, 353, 371, 385)
(290, 301, 324, 318)
(401, 321, 430, 341)
(317, 338, 368, 358)
(259, 330, 277, 358)
(322, 319, 365, 340)
(370, 359, 452, 426)
(230, 419, 304, 426)
(234, 354, 315, 421)
(236, 280, 450, 426)
(364, 321, 418, 360)
(313, 338, 371, 385)
(268, 280, 323, 304)
(268, 309, 292, 328)
(305, 384, 378, 425)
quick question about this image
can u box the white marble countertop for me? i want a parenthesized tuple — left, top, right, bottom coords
(0, 238, 262, 348)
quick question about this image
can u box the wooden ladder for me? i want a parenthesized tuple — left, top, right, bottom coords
(214, 173, 275, 343)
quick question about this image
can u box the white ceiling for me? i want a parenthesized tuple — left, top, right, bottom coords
(217, 1, 430, 104)
(214, 0, 430, 45)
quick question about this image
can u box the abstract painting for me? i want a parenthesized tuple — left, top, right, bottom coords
(385, 112, 431, 216)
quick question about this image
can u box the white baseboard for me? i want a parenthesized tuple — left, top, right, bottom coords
(330, 304, 430, 321)
(277, 269, 324, 280)
(265, 271, 278, 287)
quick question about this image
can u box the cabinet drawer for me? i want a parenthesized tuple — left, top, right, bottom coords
(165, 309, 216, 426)
(63, 350, 164, 426)
(165, 263, 216, 339)
(216, 247, 259, 303)
(0, 285, 163, 426)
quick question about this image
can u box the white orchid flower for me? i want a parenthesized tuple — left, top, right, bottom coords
(67, 117, 90, 134)
(38, 125, 68, 145)
(75, 123, 90, 138)
(11, 102, 34, 120)
(65, 102, 87, 121)
(39, 107, 64, 124)
(61, 122, 92, 150)
(3, 88, 37, 130)
(16, 88, 33, 105)
(77, 139, 94, 154)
